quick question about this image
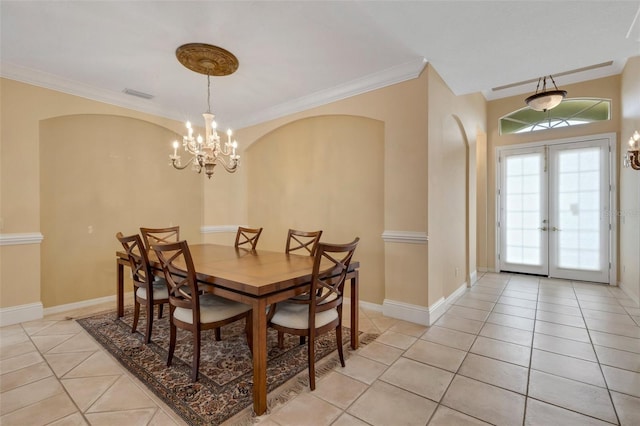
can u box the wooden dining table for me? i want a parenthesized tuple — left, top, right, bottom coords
(115, 243, 360, 415)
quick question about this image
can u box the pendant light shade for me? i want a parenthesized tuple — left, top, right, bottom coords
(525, 75, 567, 112)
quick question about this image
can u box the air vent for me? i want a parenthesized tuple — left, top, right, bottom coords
(123, 88, 154, 99)
(492, 61, 614, 92)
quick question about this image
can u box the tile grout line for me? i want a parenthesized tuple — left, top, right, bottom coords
(574, 283, 622, 426)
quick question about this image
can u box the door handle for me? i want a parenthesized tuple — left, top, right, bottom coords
(539, 227, 547, 231)
(552, 227, 560, 231)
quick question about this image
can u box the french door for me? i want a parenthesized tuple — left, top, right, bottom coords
(498, 138, 612, 283)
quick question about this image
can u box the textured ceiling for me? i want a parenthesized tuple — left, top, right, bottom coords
(1, 1, 639, 129)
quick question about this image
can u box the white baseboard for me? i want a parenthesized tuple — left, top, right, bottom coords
(343, 297, 383, 313)
(470, 270, 478, 285)
(43, 292, 133, 316)
(200, 225, 241, 234)
(0, 302, 44, 326)
(383, 299, 430, 325)
(383, 281, 468, 326)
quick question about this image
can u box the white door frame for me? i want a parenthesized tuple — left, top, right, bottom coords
(495, 132, 617, 284)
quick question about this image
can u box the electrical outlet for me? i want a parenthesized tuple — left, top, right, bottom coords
(455, 267, 459, 277)
(88, 225, 94, 234)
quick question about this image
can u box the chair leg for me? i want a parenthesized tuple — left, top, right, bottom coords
(214, 327, 221, 341)
(308, 332, 316, 390)
(167, 321, 176, 367)
(277, 331, 284, 349)
(192, 328, 201, 382)
(299, 336, 306, 346)
(336, 325, 345, 367)
(132, 300, 140, 334)
(157, 303, 163, 319)
(144, 302, 153, 344)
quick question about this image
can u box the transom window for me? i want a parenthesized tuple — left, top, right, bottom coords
(499, 98, 611, 135)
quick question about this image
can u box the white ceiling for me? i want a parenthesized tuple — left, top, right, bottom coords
(1, 1, 639, 129)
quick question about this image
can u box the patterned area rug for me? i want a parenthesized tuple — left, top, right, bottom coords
(77, 308, 376, 425)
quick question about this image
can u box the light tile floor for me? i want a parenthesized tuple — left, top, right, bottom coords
(2, 273, 640, 425)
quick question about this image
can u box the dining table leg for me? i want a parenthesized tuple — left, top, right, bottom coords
(252, 298, 268, 415)
(350, 270, 359, 349)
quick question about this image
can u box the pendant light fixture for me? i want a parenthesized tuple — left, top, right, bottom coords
(525, 75, 567, 112)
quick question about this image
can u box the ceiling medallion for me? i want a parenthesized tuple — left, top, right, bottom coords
(175, 43, 239, 76)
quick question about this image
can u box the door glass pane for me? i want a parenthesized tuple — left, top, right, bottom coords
(555, 147, 601, 270)
(504, 154, 542, 266)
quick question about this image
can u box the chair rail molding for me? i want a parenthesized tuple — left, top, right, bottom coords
(0, 232, 44, 246)
(200, 225, 241, 234)
(381, 230, 428, 244)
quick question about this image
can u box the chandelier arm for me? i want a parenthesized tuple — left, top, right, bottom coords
(215, 157, 240, 173)
(171, 156, 195, 170)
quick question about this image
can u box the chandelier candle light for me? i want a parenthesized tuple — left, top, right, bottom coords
(170, 43, 240, 179)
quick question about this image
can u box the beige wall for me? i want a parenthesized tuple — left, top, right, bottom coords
(2, 63, 489, 322)
(0, 78, 195, 309)
(209, 70, 432, 308)
(244, 115, 384, 303)
(39, 115, 201, 307)
(483, 75, 622, 272)
(3, 59, 630, 324)
(427, 66, 486, 304)
(619, 56, 640, 302)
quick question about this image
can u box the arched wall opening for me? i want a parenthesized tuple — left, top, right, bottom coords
(40, 114, 202, 307)
(243, 114, 385, 304)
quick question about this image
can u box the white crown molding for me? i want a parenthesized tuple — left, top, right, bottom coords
(0, 232, 44, 246)
(1, 58, 427, 130)
(217, 57, 427, 129)
(0, 62, 182, 121)
(200, 225, 241, 234)
(381, 230, 428, 244)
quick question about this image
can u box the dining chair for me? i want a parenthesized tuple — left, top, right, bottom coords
(282, 229, 323, 346)
(285, 229, 323, 256)
(140, 226, 180, 250)
(267, 237, 359, 390)
(235, 226, 263, 250)
(151, 240, 253, 382)
(116, 232, 169, 344)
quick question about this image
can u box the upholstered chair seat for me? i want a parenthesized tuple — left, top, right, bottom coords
(269, 302, 338, 330)
(173, 294, 251, 325)
(135, 278, 169, 301)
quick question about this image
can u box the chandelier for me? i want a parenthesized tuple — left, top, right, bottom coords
(525, 75, 567, 112)
(170, 43, 240, 179)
